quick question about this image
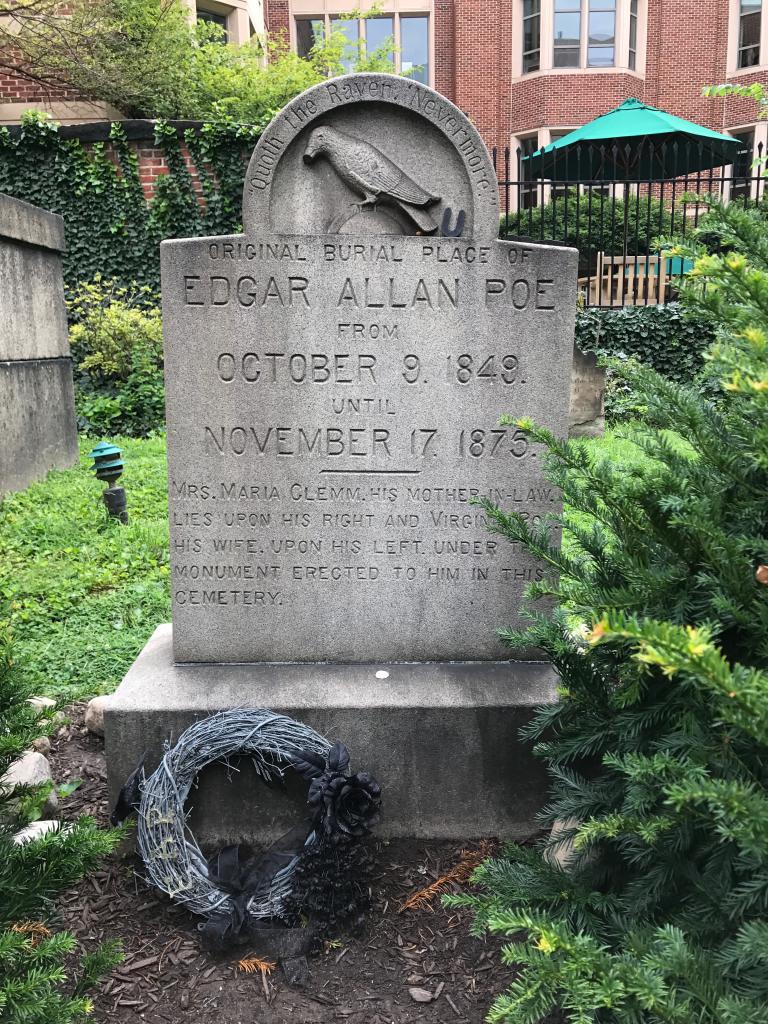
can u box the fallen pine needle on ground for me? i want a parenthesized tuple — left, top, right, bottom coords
(236, 956, 277, 975)
(399, 840, 496, 912)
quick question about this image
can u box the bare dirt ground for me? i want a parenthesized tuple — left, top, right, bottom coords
(49, 704, 522, 1024)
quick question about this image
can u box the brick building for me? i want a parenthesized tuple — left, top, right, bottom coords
(264, 0, 768, 181)
(1, 0, 767, 199)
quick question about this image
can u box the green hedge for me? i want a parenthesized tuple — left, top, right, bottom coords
(575, 303, 716, 421)
(503, 189, 674, 276)
(575, 303, 714, 382)
(0, 113, 260, 294)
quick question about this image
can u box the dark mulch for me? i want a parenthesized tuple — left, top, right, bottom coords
(48, 704, 516, 1024)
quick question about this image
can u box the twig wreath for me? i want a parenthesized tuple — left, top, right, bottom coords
(116, 709, 382, 948)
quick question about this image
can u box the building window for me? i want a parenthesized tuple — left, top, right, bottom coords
(738, 0, 761, 67)
(295, 14, 429, 82)
(552, 0, 616, 69)
(553, 0, 580, 66)
(588, 0, 616, 66)
(296, 17, 324, 57)
(628, 0, 637, 68)
(400, 15, 429, 83)
(731, 129, 755, 199)
(523, 0, 541, 72)
(519, 135, 540, 208)
(197, 6, 229, 42)
(330, 15, 359, 72)
(366, 15, 395, 62)
(522, 0, 638, 73)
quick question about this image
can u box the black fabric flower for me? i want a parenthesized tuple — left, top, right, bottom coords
(293, 742, 382, 842)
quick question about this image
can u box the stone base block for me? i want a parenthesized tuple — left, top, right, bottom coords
(105, 625, 556, 843)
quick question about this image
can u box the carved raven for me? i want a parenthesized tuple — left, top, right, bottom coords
(303, 125, 439, 233)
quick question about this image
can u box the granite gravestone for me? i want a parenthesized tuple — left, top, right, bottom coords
(106, 75, 578, 840)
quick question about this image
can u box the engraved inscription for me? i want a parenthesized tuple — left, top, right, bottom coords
(164, 220, 575, 661)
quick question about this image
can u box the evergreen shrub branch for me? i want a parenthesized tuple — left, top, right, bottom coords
(0, 610, 123, 1021)
(449, 199, 768, 1021)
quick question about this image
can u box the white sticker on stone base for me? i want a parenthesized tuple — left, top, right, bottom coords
(161, 73, 577, 664)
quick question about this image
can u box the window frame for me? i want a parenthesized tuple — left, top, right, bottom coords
(586, 0, 617, 68)
(293, 10, 433, 85)
(197, 6, 229, 40)
(191, 0, 255, 45)
(295, 15, 325, 57)
(523, 0, 542, 73)
(397, 13, 430, 83)
(553, 0, 581, 68)
(628, 0, 637, 68)
(728, 0, 768, 73)
(516, 0, 644, 77)
(738, 0, 762, 68)
(730, 127, 756, 199)
(517, 132, 541, 209)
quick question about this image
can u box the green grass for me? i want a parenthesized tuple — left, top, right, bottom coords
(0, 426, 667, 702)
(0, 435, 170, 700)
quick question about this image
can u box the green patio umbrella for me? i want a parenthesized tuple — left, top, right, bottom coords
(523, 97, 742, 181)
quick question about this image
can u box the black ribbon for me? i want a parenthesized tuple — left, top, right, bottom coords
(110, 752, 146, 826)
(198, 822, 313, 951)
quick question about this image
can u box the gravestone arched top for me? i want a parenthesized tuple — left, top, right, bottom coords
(242, 74, 499, 240)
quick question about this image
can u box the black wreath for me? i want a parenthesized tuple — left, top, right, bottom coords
(113, 711, 382, 952)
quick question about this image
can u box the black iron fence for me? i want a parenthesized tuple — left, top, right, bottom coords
(492, 139, 767, 308)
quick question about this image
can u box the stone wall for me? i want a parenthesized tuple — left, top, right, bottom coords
(0, 194, 78, 496)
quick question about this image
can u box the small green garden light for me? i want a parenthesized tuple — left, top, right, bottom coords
(87, 441, 128, 524)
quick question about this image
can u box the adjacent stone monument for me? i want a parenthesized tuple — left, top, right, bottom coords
(0, 195, 78, 496)
(569, 344, 606, 438)
(106, 75, 578, 841)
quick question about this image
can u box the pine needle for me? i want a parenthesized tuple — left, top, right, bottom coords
(11, 921, 52, 939)
(236, 955, 277, 975)
(399, 841, 495, 912)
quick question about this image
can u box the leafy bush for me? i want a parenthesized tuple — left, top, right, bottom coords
(575, 303, 715, 420)
(0, 613, 122, 1021)
(0, 0, 399, 122)
(503, 189, 674, 276)
(575, 303, 713, 382)
(450, 200, 768, 1021)
(69, 277, 165, 437)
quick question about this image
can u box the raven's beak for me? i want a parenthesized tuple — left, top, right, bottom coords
(303, 144, 318, 165)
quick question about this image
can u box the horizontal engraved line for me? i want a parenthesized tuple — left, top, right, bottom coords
(319, 469, 422, 475)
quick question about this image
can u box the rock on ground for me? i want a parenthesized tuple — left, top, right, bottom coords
(27, 696, 56, 712)
(1, 751, 58, 816)
(13, 819, 67, 844)
(85, 696, 109, 737)
(31, 736, 51, 755)
(544, 816, 582, 870)
(27, 695, 67, 733)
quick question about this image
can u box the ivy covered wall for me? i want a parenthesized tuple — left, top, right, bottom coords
(0, 114, 260, 294)
(575, 303, 715, 383)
